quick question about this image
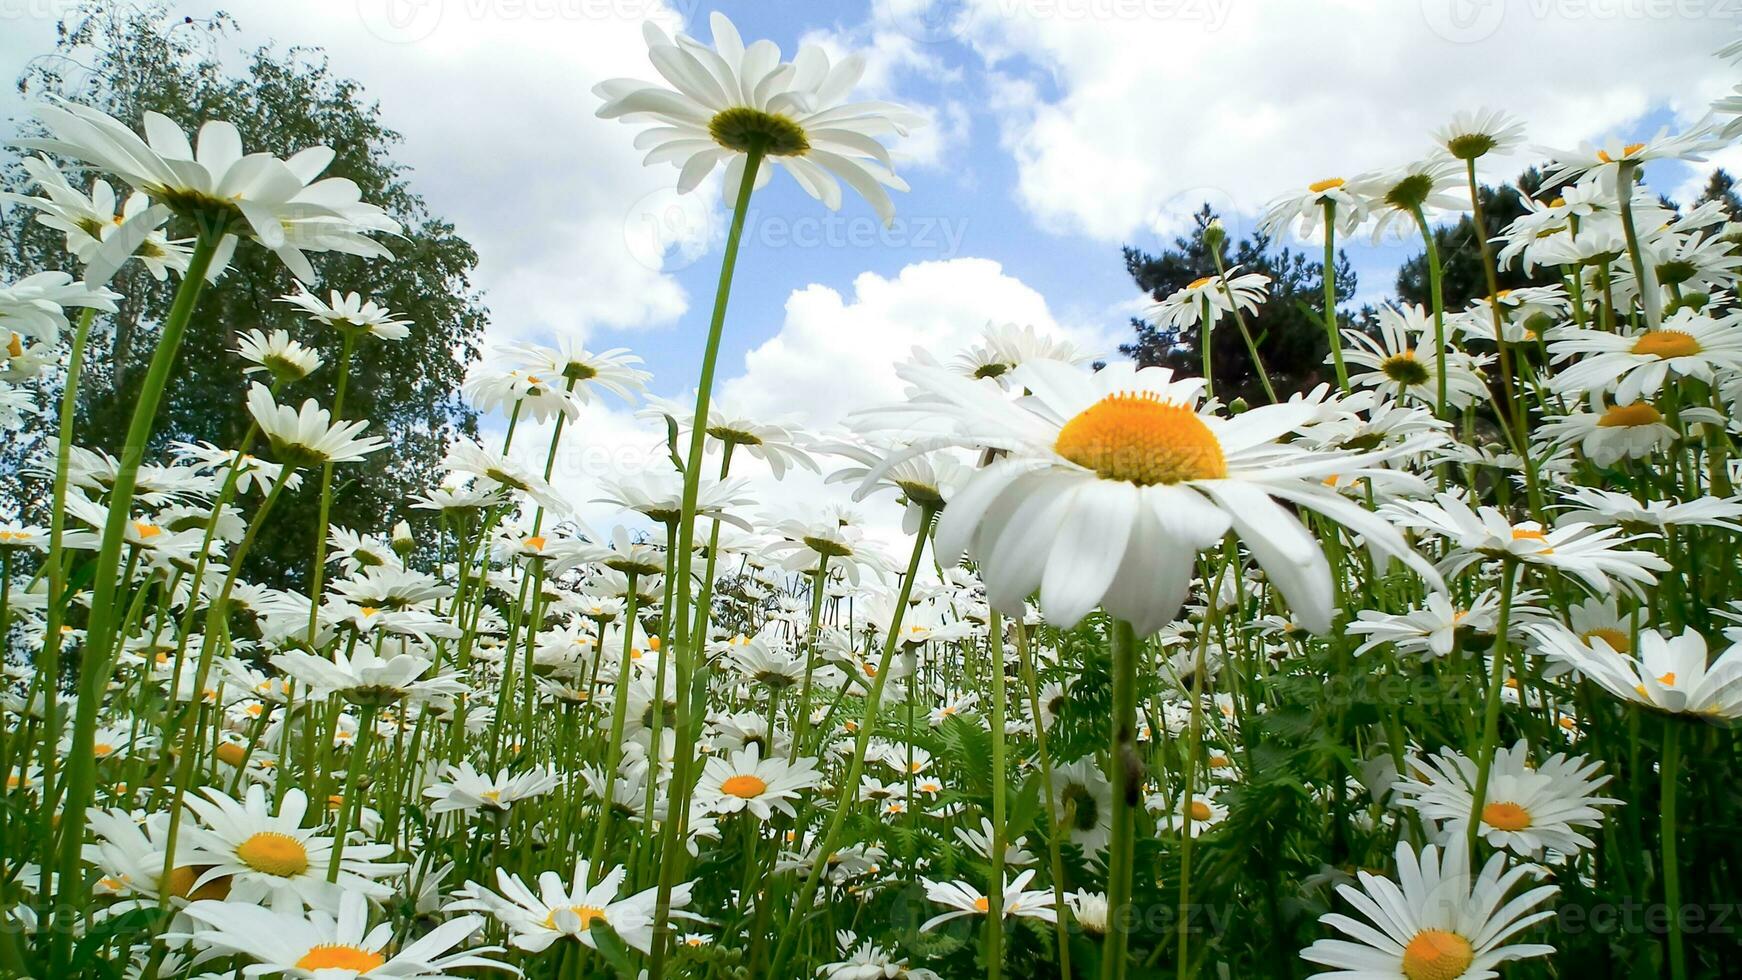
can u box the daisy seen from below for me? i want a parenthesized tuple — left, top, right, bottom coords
(594, 12, 921, 223)
(1144, 266, 1270, 334)
(21, 98, 398, 279)
(246, 384, 385, 469)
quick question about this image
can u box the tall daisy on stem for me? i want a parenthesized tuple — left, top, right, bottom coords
(1259, 177, 1366, 391)
(594, 14, 917, 972)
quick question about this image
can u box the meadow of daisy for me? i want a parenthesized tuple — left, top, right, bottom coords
(3, 6, 1742, 980)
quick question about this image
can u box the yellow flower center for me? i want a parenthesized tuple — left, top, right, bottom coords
(973, 896, 991, 913)
(1596, 142, 1646, 163)
(1054, 393, 1226, 485)
(544, 905, 608, 930)
(524, 535, 546, 552)
(1309, 177, 1345, 193)
(6, 333, 21, 358)
(93, 742, 114, 758)
(235, 831, 310, 877)
(1188, 800, 1214, 822)
(720, 774, 768, 799)
(132, 522, 163, 540)
(1402, 929, 1475, 980)
(1582, 628, 1631, 652)
(1657, 671, 1677, 687)
(1631, 331, 1701, 359)
(164, 865, 230, 901)
(295, 944, 386, 973)
(1186, 275, 1215, 290)
(214, 742, 249, 767)
(1482, 801, 1533, 831)
(0, 530, 30, 543)
(1597, 402, 1663, 427)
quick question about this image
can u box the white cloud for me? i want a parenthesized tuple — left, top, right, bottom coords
(6, 0, 706, 347)
(957, 0, 1738, 240)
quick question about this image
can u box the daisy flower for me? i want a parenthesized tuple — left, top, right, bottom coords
(1392, 741, 1618, 857)
(448, 859, 694, 955)
(499, 338, 651, 402)
(861, 358, 1439, 634)
(278, 287, 411, 341)
(1340, 304, 1491, 409)
(1536, 395, 1694, 467)
(1434, 107, 1527, 161)
(694, 745, 824, 820)
(246, 384, 385, 469)
(1526, 624, 1742, 721)
(0, 271, 121, 345)
(1050, 758, 1114, 854)
(1538, 126, 1724, 186)
(444, 438, 568, 513)
(1161, 791, 1229, 837)
(3, 155, 188, 283)
(952, 321, 1090, 381)
(1144, 266, 1270, 334)
(1547, 309, 1742, 405)
(180, 786, 404, 911)
(594, 12, 921, 223)
(1258, 177, 1367, 241)
(1384, 492, 1669, 597)
(235, 328, 322, 383)
(919, 869, 1057, 933)
(1300, 839, 1557, 979)
(182, 889, 509, 978)
(423, 762, 562, 814)
(1346, 158, 1469, 243)
(21, 99, 398, 280)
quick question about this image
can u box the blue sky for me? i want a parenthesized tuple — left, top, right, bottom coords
(2, 0, 1736, 537)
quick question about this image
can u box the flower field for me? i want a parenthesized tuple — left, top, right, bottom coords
(3, 8, 1742, 980)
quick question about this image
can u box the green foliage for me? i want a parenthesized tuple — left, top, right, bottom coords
(1, 3, 484, 585)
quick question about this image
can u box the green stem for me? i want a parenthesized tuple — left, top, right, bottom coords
(1410, 205, 1449, 419)
(1209, 251, 1277, 403)
(1321, 203, 1350, 392)
(1661, 719, 1687, 980)
(648, 147, 767, 977)
(987, 609, 1006, 980)
(305, 330, 359, 643)
(1466, 564, 1517, 855)
(50, 230, 221, 969)
(1101, 620, 1139, 980)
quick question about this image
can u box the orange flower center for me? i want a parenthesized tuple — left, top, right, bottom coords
(720, 774, 768, 799)
(1188, 801, 1214, 822)
(295, 944, 386, 973)
(1596, 142, 1646, 163)
(132, 522, 162, 540)
(1582, 628, 1631, 653)
(1597, 402, 1663, 427)
(1054, 393, 1226, 485)
(1309, 177, 1346, 193)
(1482, 801, 1533, 831)
(235, 831, 309, 877)
(1186, 275, 1215, 290)
(6, 333, 21, 358)
(973, 896, 991, 913)
(215, 742, 249, 767)
(1631, 331, 1701, 359)
(524, 535, 547, 551)
(1402, 929, 1475, 980)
